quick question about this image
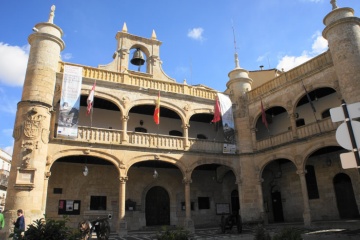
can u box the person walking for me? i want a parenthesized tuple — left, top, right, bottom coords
(0, 210, 4, 230)
(12, 209, 25, 239)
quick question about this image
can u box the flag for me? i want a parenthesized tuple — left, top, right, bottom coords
(261, 100, 268, 129)
(87, 81, 96, 115)
(302, 82, 316, 113)
(154, 91, 160, 124)
(211, 97, 221, 123)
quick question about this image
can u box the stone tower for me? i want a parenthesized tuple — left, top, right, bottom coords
(2, 5, 64, 237)
(226, 52, 254, 153)
(322, 1, 360, 104)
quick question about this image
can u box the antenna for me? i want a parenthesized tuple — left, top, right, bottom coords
(231, 20, 240, 68)
(231, 20, 237, 54)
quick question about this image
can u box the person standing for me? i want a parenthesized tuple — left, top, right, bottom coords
(0, 210, 4, 230)
(13, 209, 25, 239)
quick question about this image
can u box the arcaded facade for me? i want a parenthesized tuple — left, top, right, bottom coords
(1, 2, 360, 238)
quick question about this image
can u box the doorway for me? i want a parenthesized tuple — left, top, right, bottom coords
(271, 191, 284, 222)
(145, 186, 170, 226)
(333, 173, 360, 219)
(231, 190, 240, 215)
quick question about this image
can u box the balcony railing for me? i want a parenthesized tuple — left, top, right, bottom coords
(255, 117, 339, 150)
(297, 117, 339, 139)
(128, 132, 184, 150)
(58, 62, 217, 100)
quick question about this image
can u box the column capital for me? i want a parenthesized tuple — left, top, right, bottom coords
(119, 176, 128, 183)
(296, 169, 307, 176)
(122, 115, 129, 121)
(182, 124, 190, 129)
(182, 178, 192, 184)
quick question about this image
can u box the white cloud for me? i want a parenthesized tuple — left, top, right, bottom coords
(311, 31, 328, 54)
(0, 43, 29, 87)
(62, 53, 73, 60)
(187, 28, 204, 41)
(276, 31, 328, 71)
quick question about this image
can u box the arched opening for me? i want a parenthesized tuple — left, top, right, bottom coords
(255, 106, 288, 140)
(145, 186, 170, 226)
(333, 173, 360, 219)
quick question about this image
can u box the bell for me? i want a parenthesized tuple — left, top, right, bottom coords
(130, 48, 145, 66)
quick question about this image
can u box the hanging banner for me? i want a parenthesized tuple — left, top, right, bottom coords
(57, 65, 83, 139)
(217, 93, 236, 154)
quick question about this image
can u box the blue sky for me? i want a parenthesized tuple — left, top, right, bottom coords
(0, 0, 359, 155)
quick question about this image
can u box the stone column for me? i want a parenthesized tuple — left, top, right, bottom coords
(250, 128, 257, 151)
(323, 6, 360, 103)
(118, 176, 128, 237)
(256, 178, 267, 224)
(297, 169, 311, 227)
(121, 115, 129, 143)
(182, 124, 190, 150)
(289, 113, 298, 139)
(183, 177, 194, 233)
(41, 171, 51, 212)
(2, 6, 64, 238)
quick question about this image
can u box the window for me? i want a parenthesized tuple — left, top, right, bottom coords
(305, 165, 319, 199)
(53, 188, 62, 194)
(321, 109, 331, 119)
(198, 197, 210, 209)
(135, 127, 147, 133)
(90, 196, 107, 210)
(296, 118, 305, 127)
(169, 130, 183, 136)
(196, 134, 207, 139)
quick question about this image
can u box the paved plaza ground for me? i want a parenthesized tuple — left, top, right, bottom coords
(98, 219, 360, 240)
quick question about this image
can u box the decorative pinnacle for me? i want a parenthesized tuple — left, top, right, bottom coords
(151, 29, 157, 40)
(330, 0, 338, 10)
(122, 23, 128, 33)
(48, 5, 55, 23)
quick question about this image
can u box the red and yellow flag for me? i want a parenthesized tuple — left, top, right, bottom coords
(154, 91, 160, 124)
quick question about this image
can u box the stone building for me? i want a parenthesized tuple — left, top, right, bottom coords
(0, 149, 11, 211)
(2, 1, 360, 238)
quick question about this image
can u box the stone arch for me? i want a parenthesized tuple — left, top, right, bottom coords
(187, 108, 214, 123)
(293, 86, 338, 109)
(258, 155, 296, 179)
(49, 148, 123, 175)
(300, 139, 340, 170)
(125, 154, 187, 177)
(127, 99, 186, 123)
(251, 104, 290, 130)
(188, 158, 237, 180)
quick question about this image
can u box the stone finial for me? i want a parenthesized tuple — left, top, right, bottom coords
(330, 0, 338, 10)
(48, 5, 55, 23)
(151, 29, 157, 40)
(122, 22, 128, 33)
(234, 52, 240, 69)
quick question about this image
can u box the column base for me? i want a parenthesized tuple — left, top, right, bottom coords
(183, 218, 195, 233)
(118, 220, 128, 237)
(303, 211, 311, 227)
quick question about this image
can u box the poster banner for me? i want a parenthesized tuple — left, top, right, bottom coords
(217, 93, 236, 154)
(57, 65, 83, 138)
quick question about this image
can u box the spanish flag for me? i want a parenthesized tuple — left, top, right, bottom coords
(154, 91, 160, 124)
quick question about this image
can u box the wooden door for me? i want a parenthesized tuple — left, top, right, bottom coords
(145, 186, 170, 226)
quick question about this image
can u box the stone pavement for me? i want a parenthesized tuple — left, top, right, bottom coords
(95, 219, 360, 240)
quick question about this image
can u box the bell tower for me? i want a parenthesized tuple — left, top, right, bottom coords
(2, 5, 64, 237)
(99, 23, 175, 82)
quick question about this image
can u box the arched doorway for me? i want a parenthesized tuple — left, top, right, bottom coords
(333, 173, 360, 219)
(145, 186, 170, 226)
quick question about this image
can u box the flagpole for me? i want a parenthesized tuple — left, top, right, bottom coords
(301, 80, 321, 133)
